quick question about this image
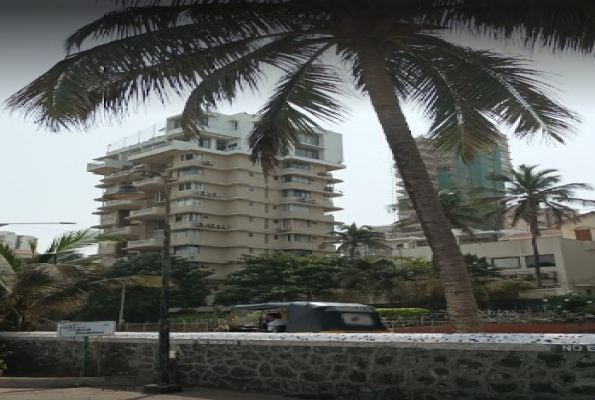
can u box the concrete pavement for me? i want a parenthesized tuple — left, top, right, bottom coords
(0, 386, 291, 400)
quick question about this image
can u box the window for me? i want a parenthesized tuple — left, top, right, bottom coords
(295, 147, 319, 159)
(180, 153, 203, 161)
(248, 233, 254, 237)
(176, 198, 201, 207)
(178, 182, 202, 191)
(291, 234, 311, 242)
(229, 120, 239, 130)
(285, 189, 309, 198)
(298, 134, 320, 146)
(282, 205, 309, 213)
(575, 229, 593, 241)
(173, 245, 200, 255)
(216, 140, 227, 151)
(174, 230, 199, 238)
(155, 191, 166, 202)
(172, 119, 182, 129)
(198, 138, 211, 148)
(175, 213, 201, 222)
(284, 161, 310, 170)
(248, 187, 256, 193)
(249, 201, 254, 206)
(525, 254, 556, 268)
(491, 257, 521, 269)
(100, 213, 114, 221)
(177, 167, 204, 177)
(284, 175, 311, 184)
(340, 313, 375, 327)
(248, 217, 254, 221)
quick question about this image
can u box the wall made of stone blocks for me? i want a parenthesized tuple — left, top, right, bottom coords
(1, 333, 595, 400)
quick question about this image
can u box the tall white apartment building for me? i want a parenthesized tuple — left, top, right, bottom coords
(88, 112, 345, 279)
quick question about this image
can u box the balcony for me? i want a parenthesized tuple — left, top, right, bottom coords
(104, 225, 142, 238)
(321, 199, 343, 212)
(134, 176, 167, 191)
(125, 237, 164, 251)
(92, 218, 117, 229)
(278, 241, 321, 251)
(87, 159, 132, 175)
(128, 140, 200, 163)
(171, 221, 203, 231)
(175, 254, 228, 264)
(127, 206, 166, 220)
(98, 199, 141, 211)
(101, 169, 135, 183)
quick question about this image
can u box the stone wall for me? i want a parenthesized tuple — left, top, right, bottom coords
(2, 332, 595, 400)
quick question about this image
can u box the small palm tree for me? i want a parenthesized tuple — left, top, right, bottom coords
(0, 230, 161, 330)
(487, 165, 595, 288)
(321, 223, 391, 259)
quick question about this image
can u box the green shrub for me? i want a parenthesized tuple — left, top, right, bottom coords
(376, 308, 429, 319)
(543, 294, 595, 321)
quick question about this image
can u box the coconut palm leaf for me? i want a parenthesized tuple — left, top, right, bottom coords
(435, 0, 595, 53)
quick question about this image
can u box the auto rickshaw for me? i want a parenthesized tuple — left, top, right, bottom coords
(222, 301, 389, 333)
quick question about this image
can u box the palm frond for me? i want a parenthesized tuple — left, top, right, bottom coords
(180, 36, 323, 137)
(248, 44, 347, 172)
(436, 0, 595, 54)
(0, 242, 24, 273)
(389, 35, 579, 161)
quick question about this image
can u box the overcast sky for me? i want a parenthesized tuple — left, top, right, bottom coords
(1, 0, 594, 249)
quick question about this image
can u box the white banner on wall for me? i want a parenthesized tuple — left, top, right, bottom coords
(57, 321, 116, 337)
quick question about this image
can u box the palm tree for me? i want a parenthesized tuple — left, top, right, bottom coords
(487, 165, 595, 288)
(393, 188, 490, 235)
(0, 230, 161, 330)
(6, 1, 588, 332)
(322, 223, 391, 259)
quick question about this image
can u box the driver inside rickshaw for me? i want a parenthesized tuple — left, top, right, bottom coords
(265, 311, 287, 333)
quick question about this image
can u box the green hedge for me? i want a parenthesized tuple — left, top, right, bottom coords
(376, 308, 430, 319)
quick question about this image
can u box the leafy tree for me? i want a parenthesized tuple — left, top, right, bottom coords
(321, 223, 390, 259)
(7, 1, 589, 331)
(484, 279, 535, 302)
(77, 252, 212, 323)
(0, 230, 160, 330)
(487, 165, 595, 287)
(332, 258, 400, 303)
(214, 252, 341, 305)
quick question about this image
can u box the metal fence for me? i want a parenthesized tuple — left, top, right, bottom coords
(31, 310, 542, 333)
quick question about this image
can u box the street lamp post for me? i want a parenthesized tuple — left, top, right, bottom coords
(105, 170, 181, 394)
(0, 222, 76, 228)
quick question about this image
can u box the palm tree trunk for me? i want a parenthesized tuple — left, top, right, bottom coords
(530, 222, 543, 288)
(357, 44, 482, 333)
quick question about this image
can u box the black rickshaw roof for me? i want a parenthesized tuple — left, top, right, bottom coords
(229, 301, 375, 312)
(230, 302, 292, 311)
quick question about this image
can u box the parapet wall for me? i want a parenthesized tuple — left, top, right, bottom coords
(2, 332, 595, 400)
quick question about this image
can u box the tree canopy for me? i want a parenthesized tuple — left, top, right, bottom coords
(214, 252, 341, 305)
(76, 252, 212, 322)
